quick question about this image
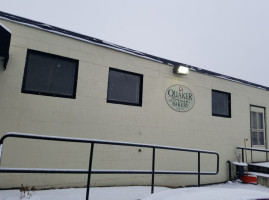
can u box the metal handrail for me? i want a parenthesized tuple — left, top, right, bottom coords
(0, 132, 219, 200)
(237, 146, 269, 162)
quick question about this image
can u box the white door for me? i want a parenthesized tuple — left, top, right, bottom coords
(250, 106, 266, 162)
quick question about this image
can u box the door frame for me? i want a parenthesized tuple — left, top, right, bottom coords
(250, 105, 267, 162)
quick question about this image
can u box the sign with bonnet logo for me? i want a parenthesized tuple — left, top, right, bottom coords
(165, 85, 195, 112)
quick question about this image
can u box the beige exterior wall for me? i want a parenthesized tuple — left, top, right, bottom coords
(0, 19, 269, 189)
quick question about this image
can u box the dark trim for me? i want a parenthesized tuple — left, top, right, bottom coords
(212, 113, 231, 118)
(250, 104, 266, 109)
(212, 89, 231, 118)
(1, 11, 269, 91)
(106, 99, 142, 107)
(107, 68, 143, 107)
(21, 49, 79, 99)
(0, 23, 11, 70)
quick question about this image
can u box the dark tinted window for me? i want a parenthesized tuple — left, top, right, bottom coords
(22, 50, 79, 99)
(107, 68, 143, 106)
(212, 90, 231, 117)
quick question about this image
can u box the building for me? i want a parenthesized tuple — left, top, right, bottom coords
(0, 11, 268, 189)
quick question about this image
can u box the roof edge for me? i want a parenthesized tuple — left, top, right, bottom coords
(0, 10, 268, 91)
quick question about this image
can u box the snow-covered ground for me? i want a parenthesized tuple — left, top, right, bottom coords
(0, 186, 168, 200)
(1, 181, 269, 200)
(144, 181, 269, 200)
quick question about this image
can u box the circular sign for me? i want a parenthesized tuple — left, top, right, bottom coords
(165, 85, 195, 112)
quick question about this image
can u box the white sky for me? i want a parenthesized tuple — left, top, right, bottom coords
(2, 0, 269, 86)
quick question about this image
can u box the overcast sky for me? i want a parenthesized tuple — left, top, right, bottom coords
(2, 0, 269, 86)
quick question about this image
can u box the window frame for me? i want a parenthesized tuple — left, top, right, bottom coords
(212, 89, 231, 118)
(107, 68, 143, 107)
(22, 49, 79, 99)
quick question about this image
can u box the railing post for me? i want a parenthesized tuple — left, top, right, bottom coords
(86, 143, 94, 200)
(198, 152, 200, 187)
(217, 154, 219, 173)
(0, 144, 2, 166)
(151, 147, 155, 194)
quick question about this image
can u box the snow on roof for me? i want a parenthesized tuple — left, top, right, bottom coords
(0, 11, 268, 91)
(232, 161, 248, 167)
(250, 162, 269, 168)
(249, 171, 269, 178)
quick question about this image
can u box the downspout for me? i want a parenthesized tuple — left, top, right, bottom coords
(227, 160, 232, 181)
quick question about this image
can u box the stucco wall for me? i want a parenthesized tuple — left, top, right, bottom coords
(0, 19, 268, 189)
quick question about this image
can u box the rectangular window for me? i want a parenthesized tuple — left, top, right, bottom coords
(107, 68, 143, 106)
(212, 90, 231, 118)
(22, 50, 79, 99)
